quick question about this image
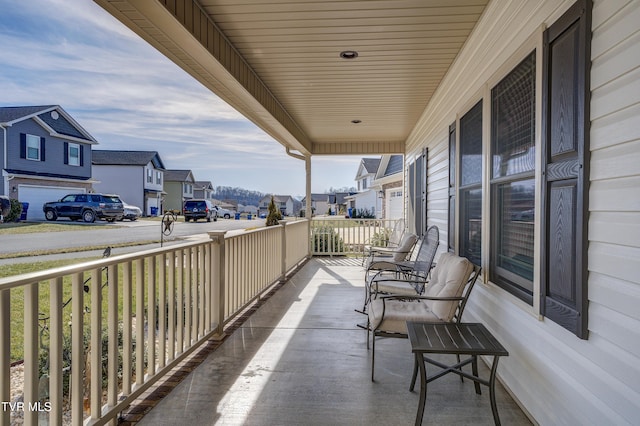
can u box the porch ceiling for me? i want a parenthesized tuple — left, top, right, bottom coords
(95, 0, 489, 156)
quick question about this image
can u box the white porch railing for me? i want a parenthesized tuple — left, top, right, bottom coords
(310, 218, 402, 256)
(0, 220, 309, 426)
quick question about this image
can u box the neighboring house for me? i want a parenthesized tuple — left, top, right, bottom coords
(92, 150, 166, 216)
(238, 204, 258, 215)
(259, 194, 297, 216)
(327, 192, 353, 216)
(193, 181, 214, 200)
(301, 193, 329, 216)
(164, 169, 195, 212)
(0, 105, 97, 220)
(348, 157, 382, 217)
(372, 155, 404, 220)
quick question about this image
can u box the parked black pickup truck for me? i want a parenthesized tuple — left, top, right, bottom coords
(43, 193, 124, 223)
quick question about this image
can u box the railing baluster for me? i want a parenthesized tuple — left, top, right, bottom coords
(198, 247, 205, 338)
(147, 257, 156, 376)
(184, 248, 192, 348)
(122, 261, 132, 395)
(168, 252, 176, 361)
(23, 282, 38, 426)
(176, 250, 184, 355)
(0, 289, 10, 426)
(135, 259, 145, 386)
(107, 264, 118, 421)
(158, 253, 167, 368)
(90, 268, 102, 421)
(49, 277, 63, 426)
(70, 272, 84, 424)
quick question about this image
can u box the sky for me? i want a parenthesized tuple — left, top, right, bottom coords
(0, 0, 363, 197)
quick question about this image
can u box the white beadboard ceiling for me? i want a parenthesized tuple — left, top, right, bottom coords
(96, 0, 489, 155)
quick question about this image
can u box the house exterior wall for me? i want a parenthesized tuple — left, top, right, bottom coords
(404, 0, 640, 424)
(144, 162, 163, 193)
(352, 190, 378, 216)
(92, 165, 143, 208)
(164, 182, 184, 212)
(5, 119, 92, 179)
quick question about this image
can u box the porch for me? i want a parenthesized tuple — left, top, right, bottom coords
(0, 220, 531, 425)
(127, 257, 531, 425)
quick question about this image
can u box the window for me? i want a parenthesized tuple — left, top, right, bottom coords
(459, 101, 483, 265)
(68, 143, 80, 166)
(27, 135, 41, 160)
(490, 52, 536, 302)
(156, 171, 162, 184)
(20, 134, 44, 161)
(63, 142, 82, 166)
(147, 169, 153, 183)
(407, 149, 427, 236)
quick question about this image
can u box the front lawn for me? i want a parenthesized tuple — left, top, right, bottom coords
(0, 222, 106, 234)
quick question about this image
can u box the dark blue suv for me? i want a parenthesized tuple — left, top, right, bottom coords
(43, 193, 124, 223)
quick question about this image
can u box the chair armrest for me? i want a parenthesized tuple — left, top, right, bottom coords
(379, 294, 464, 302)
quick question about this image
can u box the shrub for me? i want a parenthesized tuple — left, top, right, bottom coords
(266, 196, 282, 226)
(370, 228, 392, 247)
(5, 199, 23, 222)
(351, 208, 375, 219)
(312, 225, 345, 254)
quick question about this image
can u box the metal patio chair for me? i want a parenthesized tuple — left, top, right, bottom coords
(366, 252, 481, 381)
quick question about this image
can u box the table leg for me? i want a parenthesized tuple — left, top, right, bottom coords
(410, 355, 418, 391)
(472, 355, 481, 394)
(415, 352, 427, 426)
(489, 356, 502, 426)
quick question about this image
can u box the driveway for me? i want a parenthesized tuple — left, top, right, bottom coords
(0, 217, 266, 257)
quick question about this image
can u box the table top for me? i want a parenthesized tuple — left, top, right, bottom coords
(407, 322, 508, 357)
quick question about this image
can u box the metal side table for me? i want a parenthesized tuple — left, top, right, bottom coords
(406, 321, 509, 426)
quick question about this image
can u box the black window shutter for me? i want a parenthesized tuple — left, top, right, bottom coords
(40, 137, 46, 161)
(64, 142, 69, 165)
(80, 145, 84, 166)
(541, 0, 591, 339)
(20, 134, 26, 158)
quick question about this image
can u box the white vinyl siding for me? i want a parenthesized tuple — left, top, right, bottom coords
(404, 0, 640, 424)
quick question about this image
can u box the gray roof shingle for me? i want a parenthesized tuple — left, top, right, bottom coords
(92, 150, 165, 169)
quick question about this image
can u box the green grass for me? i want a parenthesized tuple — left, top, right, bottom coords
(2, 258, 152, 363)
(0, 222, 101, 234)
(0, 240, 161, 260)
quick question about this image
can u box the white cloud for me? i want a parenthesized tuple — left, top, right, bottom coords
(0, 0, 364, 196)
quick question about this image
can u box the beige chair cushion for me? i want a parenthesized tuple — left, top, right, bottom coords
(368, 298, 439, 334)
(423, 253, 474, 321)
(371, 279, 420, 297)
(392, 233, 418, 261)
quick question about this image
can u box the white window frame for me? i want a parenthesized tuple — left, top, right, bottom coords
(26, 134, 40, 161)
(68, 143, 80, 166)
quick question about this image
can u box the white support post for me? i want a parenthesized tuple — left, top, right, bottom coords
(279, 220, 287, 281)
(208, 231, 227, 338)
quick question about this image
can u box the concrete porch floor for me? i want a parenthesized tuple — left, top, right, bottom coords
(135, 258, 532, 425)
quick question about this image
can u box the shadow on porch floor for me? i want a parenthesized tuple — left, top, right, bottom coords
(125, 258, 532, 425)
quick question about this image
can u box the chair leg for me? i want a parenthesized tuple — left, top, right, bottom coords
(371, 331, 376, 382)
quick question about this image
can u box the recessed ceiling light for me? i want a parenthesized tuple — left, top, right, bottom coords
(351, 119, 362, 124)
(340, 50, 358, 59)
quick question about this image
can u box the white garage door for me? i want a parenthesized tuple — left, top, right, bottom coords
(386, 189, 403, 220)
(19, 186, 85, 221)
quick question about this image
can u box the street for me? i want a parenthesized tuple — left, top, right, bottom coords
(0, 217, 266, 256)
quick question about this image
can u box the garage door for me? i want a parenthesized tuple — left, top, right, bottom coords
(385, 189, 403, 220)
(19, 186, 85, 221)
